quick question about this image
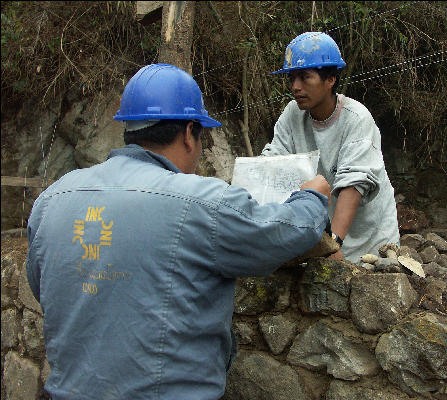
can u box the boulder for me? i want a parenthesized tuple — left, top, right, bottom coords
(350, 274, 417, 334)
(287, 319, 379, 381)
(297, 259, 362, 318)
(375, 312, 447, 396)
(258, 314, 297, 355)
(3, 351, 40, 400)
(223, 350, 308, 400)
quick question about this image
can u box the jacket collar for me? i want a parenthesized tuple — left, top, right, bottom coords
(108, 144, 182, 173)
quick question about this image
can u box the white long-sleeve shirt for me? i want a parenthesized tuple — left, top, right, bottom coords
(262, 94, 400, 262)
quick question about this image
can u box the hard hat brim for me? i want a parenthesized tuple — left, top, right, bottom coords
(270, 61, 346, 75)
(114, 113, 222, 128)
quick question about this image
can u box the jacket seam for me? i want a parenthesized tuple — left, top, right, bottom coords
(154, 200, 192, 398)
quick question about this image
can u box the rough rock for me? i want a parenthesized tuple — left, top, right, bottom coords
(1, 254, 20, 307)
(233, 321, 255, 345)
(423, 262, 447, 279)
(425, 232, 447, 252)
(234, 276, 284, 315)
(435, 253, 447, 269)
(400, 234, 426, 250)
(297, 259, 362, 318)
(350, 274, 417, 334)
(41, 358, 51, 385)
(360, 254, 379, 264)
(325, 379, 412, 400)
(18, 262, 42, 315)
(374, 257, 402, 273)
(287, 319, 379, 381)
(22, 309, 45, 359)
(1, 308, 20, 350)
(375, 312, 447, 396)
(419, 245, 440, 264)
(419, 278, 447, 314)
(361, 263, 375, 271)
(399, 245, 423, 264)
(397, 205, 430, 232)
(223, 350, 308, 400)
(258, 314, 297, 355)
(3, 351, 40, 400)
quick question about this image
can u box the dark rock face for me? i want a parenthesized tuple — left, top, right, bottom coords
(375, 312, 447, 396)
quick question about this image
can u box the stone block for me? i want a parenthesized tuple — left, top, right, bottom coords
(258, 314, 297, 355)
(1, 308, 20, 350)
(350, 274, 417, 334)
(419, 245, 440, 264)
(223, 350, 308, 400)
(3, 351, 40, 400)
(287, 319, 379, 381)
(297, 259, 362, 318)
(375, 312, 447, 396)
(1, 255, 20, 307)
(18, 262, 42, 315)
(22, 309, 45, 359)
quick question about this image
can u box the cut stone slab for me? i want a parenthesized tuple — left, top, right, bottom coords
(350, 274, 417, 334)
(398, 256, 425, 278)
(375, 312, 447, 396)
(297, 259, 362, 318)
(3, 351, 40, 400)
(287, 319, 379, 381)
(400, 234, 426, 250)
(222, 350, 308, 400)
(259, 314, 297, 355)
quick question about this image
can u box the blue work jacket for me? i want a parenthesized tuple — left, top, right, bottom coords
(26, 144, 328, 400)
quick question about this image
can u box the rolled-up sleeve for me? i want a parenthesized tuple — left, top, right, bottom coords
(332, 116, 383, 204)
(214, 185, 329, 278)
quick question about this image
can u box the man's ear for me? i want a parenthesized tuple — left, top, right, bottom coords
(326, 75, 336, 90)
(183, 121, 195, 152)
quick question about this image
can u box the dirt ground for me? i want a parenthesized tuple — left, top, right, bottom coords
(1, 234, 29, 266)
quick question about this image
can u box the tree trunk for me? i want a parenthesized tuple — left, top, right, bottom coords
(159, 1, 195, 75)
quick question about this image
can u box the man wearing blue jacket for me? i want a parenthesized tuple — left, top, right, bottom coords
(26, 63, 330, 400)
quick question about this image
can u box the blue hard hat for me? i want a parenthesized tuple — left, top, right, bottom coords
(271, 32, 346, 74)
(114, 63, 221, 128)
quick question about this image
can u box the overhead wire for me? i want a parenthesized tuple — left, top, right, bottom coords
(193, 1, 418, 78)
(210, 52, 446, 118)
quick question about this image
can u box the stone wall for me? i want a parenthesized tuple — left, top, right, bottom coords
(1, 230, 447, 399)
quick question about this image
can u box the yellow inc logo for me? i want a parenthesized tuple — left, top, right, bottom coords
(72, 206, 114, 261)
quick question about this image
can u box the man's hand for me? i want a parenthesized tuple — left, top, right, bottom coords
(301, 175, 331, 202)
(329, 250, 344, 260)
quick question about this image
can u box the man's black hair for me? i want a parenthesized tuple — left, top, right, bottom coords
(124, 119, 202, 147)
(315, 66, 340, 94)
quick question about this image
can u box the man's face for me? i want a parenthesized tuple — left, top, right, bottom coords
(289, 69, 334, 111)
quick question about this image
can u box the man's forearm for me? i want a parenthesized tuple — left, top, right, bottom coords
(331, 186, 362, 239)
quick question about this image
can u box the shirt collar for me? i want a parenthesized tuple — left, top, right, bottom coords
(107, 144, 182, 173)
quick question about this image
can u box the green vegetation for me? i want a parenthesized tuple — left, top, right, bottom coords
(1, 1, 446, 169)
